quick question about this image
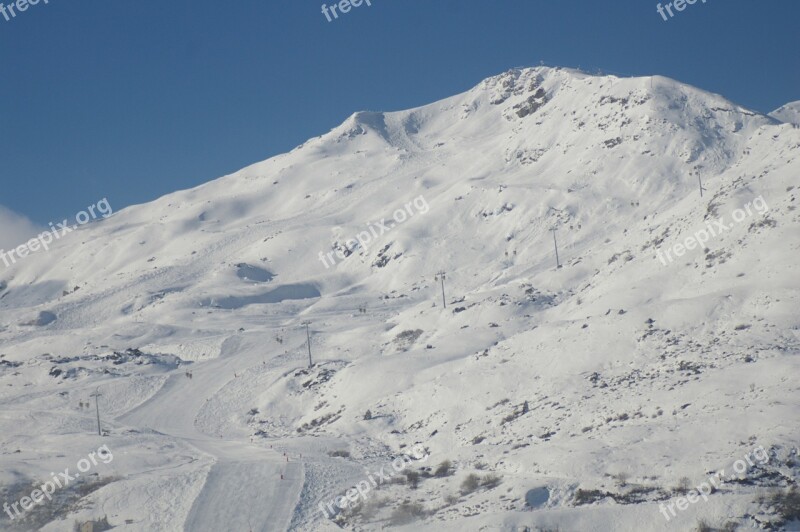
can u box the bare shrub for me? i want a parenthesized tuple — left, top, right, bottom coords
(481, 474, 502, 489)
(674, 476, 691, 495)
(444, 494, 459, 505)
(406, 471, 421, 489)
(769, 486, 800, 523)
(328, 450, 350, 458)
(434, 460, 454, 478)
(388, 502, 426, 526)
(461, 473, 481, 495)
(695, 519, 713, 532)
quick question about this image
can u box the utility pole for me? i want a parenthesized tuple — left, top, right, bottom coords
(551, 228, 561, 269)
(302, 320, 313, 368)
(698, 175, 706, 197)
(90, 388, 102, 436)
(435, 271, 447, 308)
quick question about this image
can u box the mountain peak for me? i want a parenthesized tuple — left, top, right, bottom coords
(1, 66, 798, 532)
(770, 100, 800, 125)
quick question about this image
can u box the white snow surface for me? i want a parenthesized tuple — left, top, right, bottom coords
(0, 67, 798, 532)
(770, 101, 800, 126)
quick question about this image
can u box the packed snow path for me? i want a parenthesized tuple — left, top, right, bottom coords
(119, 334, 304, 531)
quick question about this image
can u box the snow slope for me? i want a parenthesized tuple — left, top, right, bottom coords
(0, 67, 798, 531)
(770, 101, 800, 126)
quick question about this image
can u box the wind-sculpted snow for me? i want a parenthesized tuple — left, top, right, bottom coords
(235, 263, 275, 283)
(200, 283, 321, 309)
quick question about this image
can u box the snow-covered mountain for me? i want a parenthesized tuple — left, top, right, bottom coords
(771, 101, 800, 127)
(1, 67, 798, 532)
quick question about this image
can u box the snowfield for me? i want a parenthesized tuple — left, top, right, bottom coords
(0, 66, 798, 531)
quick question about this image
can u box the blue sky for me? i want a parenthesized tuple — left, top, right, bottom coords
(1, 0, 798, 234)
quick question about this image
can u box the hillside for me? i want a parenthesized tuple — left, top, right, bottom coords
(1, 66, 799, 532)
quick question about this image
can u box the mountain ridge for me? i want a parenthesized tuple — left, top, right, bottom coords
(0, 66, 798, 532)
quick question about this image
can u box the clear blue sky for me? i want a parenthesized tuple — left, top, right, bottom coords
(1, 0, 798, 225)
